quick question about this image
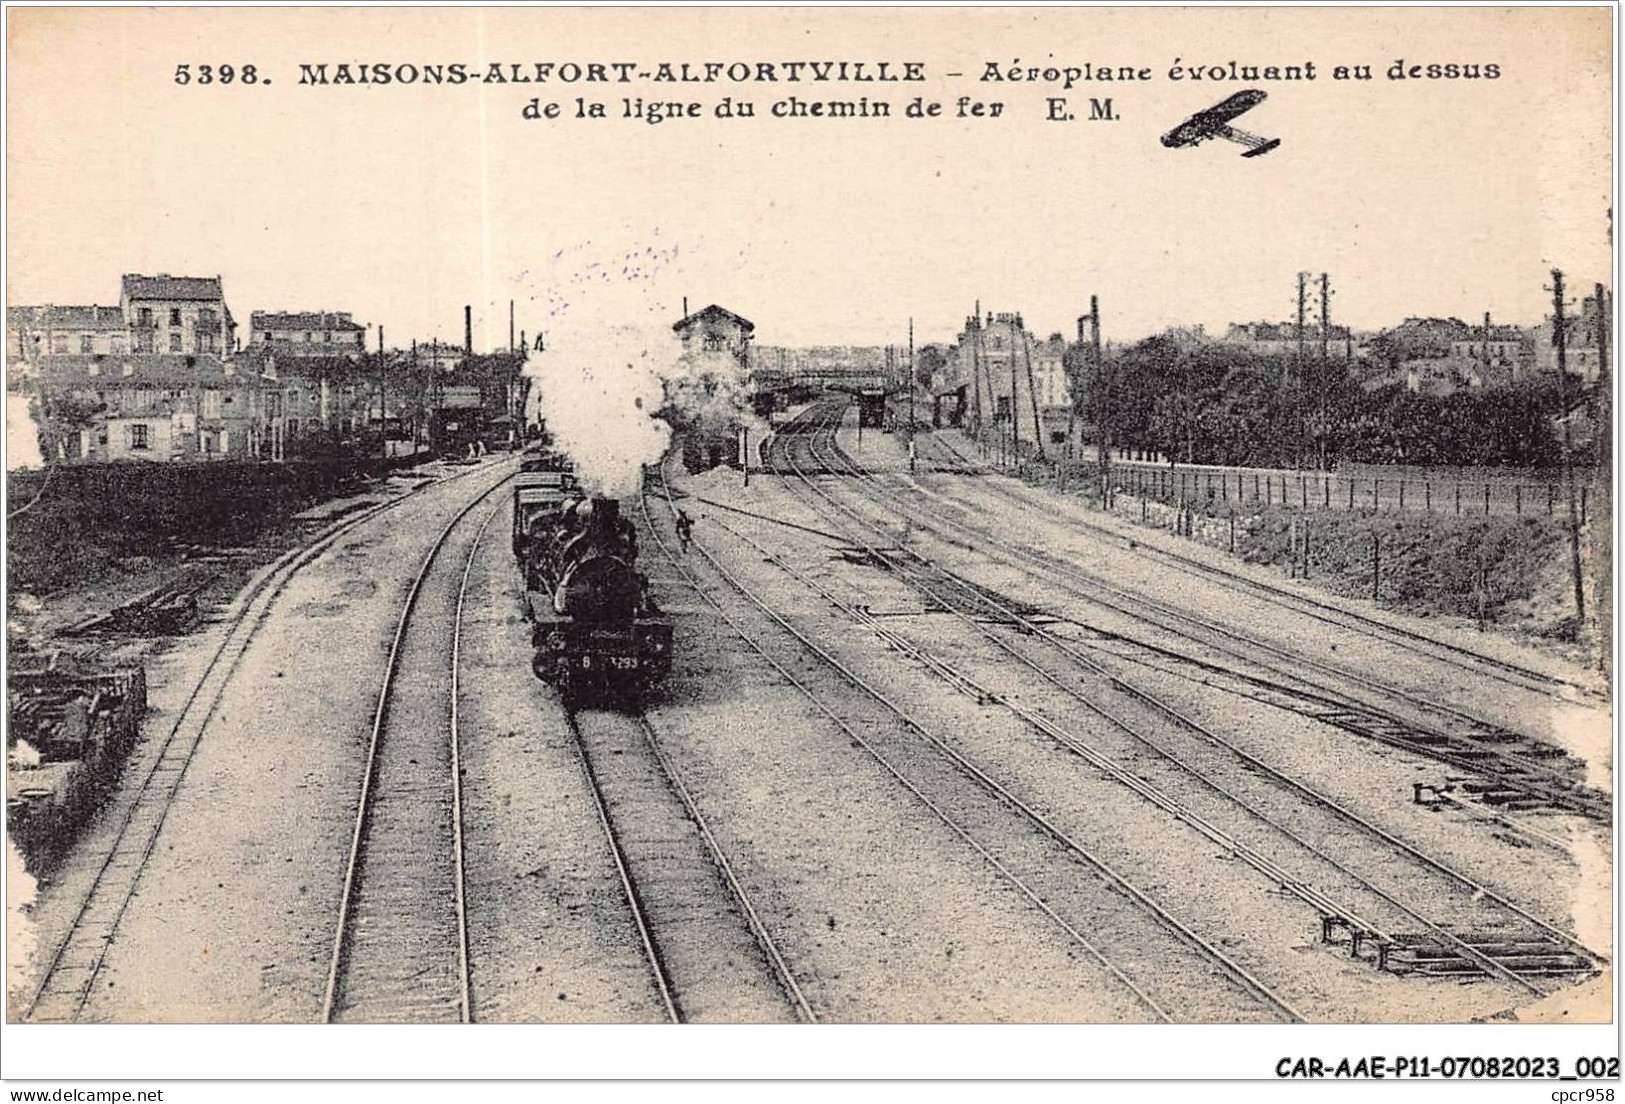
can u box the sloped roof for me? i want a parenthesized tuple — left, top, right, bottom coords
(8, 305, 126, 330)
(1455, 325, 1527, 343)
(52, 305, 127, 329)
(1389, 316, 1472, 335)
(673, 304, 755, 334)
(34, 353, 240, 389)
(251, 311, 366, 332)
(122, 274, 224, 301)
(1230, 320, 1353, 342)
(237, 344, 372, 380)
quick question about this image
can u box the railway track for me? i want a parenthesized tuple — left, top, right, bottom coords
(843, 420, 1607, 822)
(921, 427, 1604, 707)
(559, 707, 679, 1023)
(322, 480, 513, 1022)
(25, 458, 516, 1024)
(646, 460, 1303, 1022)
(765, 403, 1600, 995)
(325, 467, 804, 1024)
(560, 705, 812, 1023)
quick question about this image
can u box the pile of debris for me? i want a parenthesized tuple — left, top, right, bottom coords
(63, 575, 213, 637)
(6, 649, 147, 873)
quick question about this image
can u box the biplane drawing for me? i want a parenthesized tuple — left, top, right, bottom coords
(1161, 89, 1282, 158)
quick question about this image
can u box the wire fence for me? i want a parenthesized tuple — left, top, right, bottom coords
(946, 428, 1594, 523)
(1096, 464, 1591, 523)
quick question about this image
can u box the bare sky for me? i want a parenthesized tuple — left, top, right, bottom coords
(6, 6, 1613, 350)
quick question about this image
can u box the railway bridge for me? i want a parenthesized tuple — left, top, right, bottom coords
(750, 366, 899, 428)
(750, 365, 896, 399)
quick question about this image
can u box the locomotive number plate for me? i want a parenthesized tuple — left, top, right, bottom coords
(608, 656, 638, 670)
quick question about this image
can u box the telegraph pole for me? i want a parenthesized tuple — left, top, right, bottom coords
(1008, 316, 1020, 469)
(1552, 269, 1585, 627)
(1319, 273, 1330, 470)
(1593, 283, 1612, 671)
(1022, 320, 1046, 463)
(1092, 295, 1109, 505)
(1296, 271, 1308, 469)
(908, 316, 916, 474)
(377, 326, 387, 460)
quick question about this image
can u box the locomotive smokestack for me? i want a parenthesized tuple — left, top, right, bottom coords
(588, 496, 621, 539)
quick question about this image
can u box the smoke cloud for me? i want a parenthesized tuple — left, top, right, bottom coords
(514, 230, 758, 495)
(525, 326, 676, 499)
(525, 316, 765, 497)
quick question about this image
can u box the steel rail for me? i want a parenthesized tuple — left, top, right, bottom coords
(713, 501, 1408, 947)
(998, 619, 1577, 856)
(27, 458, 515, 1023)
(640, 472, 1178, 1023)
(652, 457, 1289, 1022)
(759, 459, 1541, 995)
(922, 427, 1603, 704)
(321, 474, 513, 1024)
(848, 423, 1605, 818)
(631, 711, 819, 1023)
(559, 709, 682, 1024)
(802, 404, 1602, 976)
(901, 462, 1599, 810)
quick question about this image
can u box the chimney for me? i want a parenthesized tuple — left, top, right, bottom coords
(1077, 316, 1088, 343)
(588, 496, 621, 540)
(465, 306, 473, 354)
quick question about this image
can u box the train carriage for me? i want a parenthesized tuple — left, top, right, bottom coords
(511, 470, 577, 557)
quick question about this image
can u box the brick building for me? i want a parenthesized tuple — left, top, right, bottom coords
(673, 304, 754, 375)
(29, 354, 256, 461)
(120, 274, 235, 356)
(242, 311, 376, 457)
(1533, 292, 1611, 383)
(1223, 320, 1356, 358)
(8, 305, 130, 366)
(935, 312, 1067, 449)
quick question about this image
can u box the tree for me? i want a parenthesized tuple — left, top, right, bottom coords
(33, 393, 100, 461)
(915, 344, 948, 391)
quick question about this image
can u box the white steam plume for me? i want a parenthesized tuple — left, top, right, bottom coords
(526, 325, 676, 499)
(513, 231, 756, 495)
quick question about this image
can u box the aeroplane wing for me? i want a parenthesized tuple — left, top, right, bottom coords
(1216, 125, 1282, 158)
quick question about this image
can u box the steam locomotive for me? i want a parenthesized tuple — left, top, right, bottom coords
(518, 491, 673, 702)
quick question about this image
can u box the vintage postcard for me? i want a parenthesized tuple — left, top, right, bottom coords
(2, 2, 1616, 1085)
